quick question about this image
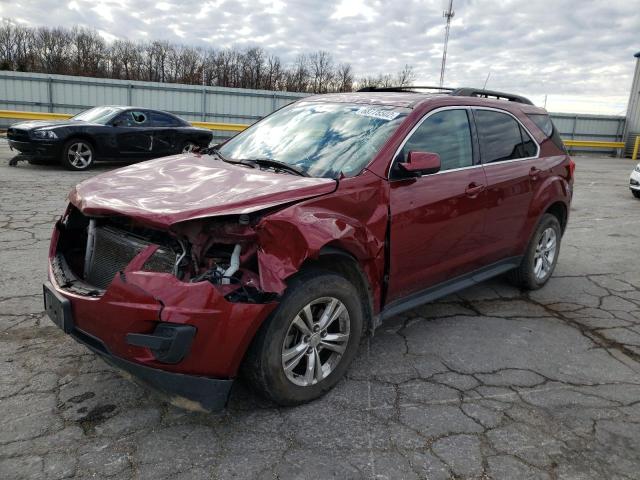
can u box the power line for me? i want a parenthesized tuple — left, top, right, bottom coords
(439, 0, 455, 88)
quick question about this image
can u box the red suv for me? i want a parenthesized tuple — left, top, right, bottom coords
(44, 87, 574, 410)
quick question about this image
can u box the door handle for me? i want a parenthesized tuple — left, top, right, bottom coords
(465, 182, 485, 197)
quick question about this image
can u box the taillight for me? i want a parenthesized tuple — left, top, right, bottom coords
(568, 157, 575, 179)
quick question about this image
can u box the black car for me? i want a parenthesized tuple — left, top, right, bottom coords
(7, 106, 214, 170)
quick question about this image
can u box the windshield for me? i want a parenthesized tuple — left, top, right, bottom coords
(71, 107, 121, 124)
(217, 102, 409, 178)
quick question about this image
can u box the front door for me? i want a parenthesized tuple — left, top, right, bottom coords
(112, 110, 154, 157)
(387, 108, 488, 303)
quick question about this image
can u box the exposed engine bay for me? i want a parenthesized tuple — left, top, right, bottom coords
(53, 205, 275, 303)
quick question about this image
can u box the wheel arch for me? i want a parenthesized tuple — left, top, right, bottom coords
(297, 245, 376, 333)
(544, 201, 568, 233)
(517, 176, 571, 253)
(63, 134, 98, 157)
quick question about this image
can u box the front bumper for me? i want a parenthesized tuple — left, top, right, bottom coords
(67, 313, 233, 411)
(630, 169, 640, 191)
(46, 222, 278, 411)
(8, 138, 62, 158)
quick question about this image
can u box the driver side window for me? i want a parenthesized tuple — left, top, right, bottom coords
(398, 109, 473, 172)
(114, 111, 148, 127)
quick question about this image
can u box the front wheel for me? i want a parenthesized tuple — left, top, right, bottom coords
(242, 270, 364, 405)
(508, 213, 562, 290)
(61, 139, 95, 171)
(632, 190, 640, 199)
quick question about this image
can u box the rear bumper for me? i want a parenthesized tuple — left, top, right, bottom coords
(8, 139, 62, 158)
(69, 322, 233, 411)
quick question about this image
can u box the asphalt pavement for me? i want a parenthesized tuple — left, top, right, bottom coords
(1, 147, 640, 479)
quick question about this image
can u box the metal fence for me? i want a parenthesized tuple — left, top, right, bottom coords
(548, 112, 626, 155)
(0, 71, 306, 141)
(0, 71, 628, 153)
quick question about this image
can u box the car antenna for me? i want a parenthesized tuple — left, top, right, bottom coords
(482, 72, 491, 90)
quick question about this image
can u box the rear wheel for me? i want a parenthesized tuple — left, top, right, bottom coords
(508, 213, 561, 290)
(242, 270, 364, 405)
(61, 139, 95, 171)
(180, 141, 197, 154)
(632, 190, 640, 199)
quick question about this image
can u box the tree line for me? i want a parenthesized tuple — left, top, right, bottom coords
(0, 20, 415, 93)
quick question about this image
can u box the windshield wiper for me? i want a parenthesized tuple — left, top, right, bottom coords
(239, 158, 309, 177)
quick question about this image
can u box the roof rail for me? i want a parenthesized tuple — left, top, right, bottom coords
(450, 88, 533, 105)
(357, 85, 454, 93)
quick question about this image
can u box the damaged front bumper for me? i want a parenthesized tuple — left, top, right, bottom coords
(45, 280, 233, 410)
(45, 219, 278, 411)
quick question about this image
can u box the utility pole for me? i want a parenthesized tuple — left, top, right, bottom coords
(439, 0, 455, 88)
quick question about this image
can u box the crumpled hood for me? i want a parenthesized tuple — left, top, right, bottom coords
(69, 154, 337, 229)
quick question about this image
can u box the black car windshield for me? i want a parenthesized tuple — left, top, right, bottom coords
(71, 107, 121, 124)
(217, 102, 409, 178)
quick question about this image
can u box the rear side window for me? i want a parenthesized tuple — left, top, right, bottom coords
(399, 109, 473, 171)
(474, 110, 537, 163)
(527, 113, 566, 152)
(151, 112, 181, 127)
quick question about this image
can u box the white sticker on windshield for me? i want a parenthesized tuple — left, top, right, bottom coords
(354, 107, 400, 121)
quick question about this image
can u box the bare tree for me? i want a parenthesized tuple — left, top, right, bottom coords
(71, 27, 107, 77)
(309, 51, 334, 93)
(0, 18, 414, 95)
(333, 63, 354, 92)
(34, 26, 71, 74)
(396, 64, 415, 87)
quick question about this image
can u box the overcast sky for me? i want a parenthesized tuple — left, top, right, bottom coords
(1, 0, 638, 114)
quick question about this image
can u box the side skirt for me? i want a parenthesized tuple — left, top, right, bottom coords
(379, 256, 523, 321)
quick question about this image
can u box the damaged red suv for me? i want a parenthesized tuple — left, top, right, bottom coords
(44, 87, 574, 410)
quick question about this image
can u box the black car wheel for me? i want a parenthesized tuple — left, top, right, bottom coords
(61, 139, 95, 171)
(180, 141, 197, 154)
(632, 190, 640, 199)
(508, 213, 562, 290)
(242, 269, 364, 406)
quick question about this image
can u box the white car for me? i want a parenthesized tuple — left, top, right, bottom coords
(631, 163, 640, 199)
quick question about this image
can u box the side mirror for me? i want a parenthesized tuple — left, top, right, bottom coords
(399, 151, 441, 176)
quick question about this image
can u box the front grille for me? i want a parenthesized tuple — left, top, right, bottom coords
(84, 226, 176, 290)
(7, 128, 29, 141)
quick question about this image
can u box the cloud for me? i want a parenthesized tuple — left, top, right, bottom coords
(1, 0, 638, 113)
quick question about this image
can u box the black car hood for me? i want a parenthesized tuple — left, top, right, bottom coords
(10, 120, 94, 130)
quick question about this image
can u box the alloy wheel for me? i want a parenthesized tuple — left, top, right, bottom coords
(67, 142, 92, 169)
(281, 297, 350, 387)
(533, 227, 557, 280)
(182, 142, 196, 153)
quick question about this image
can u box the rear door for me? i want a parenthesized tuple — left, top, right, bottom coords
(150, 111, 181, 156)
(472, 108, 541, 264)
(112, 110, 154, 157)
(387, 108, 489, 302)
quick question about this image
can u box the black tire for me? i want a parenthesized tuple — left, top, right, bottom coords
(632, 190, 640, 199)
(242, 269, 364, 406)
(508, 213, 562, 290)
(179, 140, 197, 154)
(61, 138, 95, 171)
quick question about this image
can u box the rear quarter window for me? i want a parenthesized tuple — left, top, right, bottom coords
(474, 110, 537, 163)
(526, 113, 566, 153)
